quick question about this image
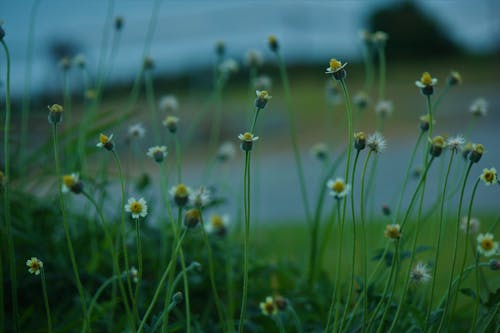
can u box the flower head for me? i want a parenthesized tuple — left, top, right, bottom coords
(253, 75, 272, 91)
(62, 173, 83, 194)
(415, 72, 438, 96)
(259, 296, 278, 316)
(326, 58, 347, 80)
(419, 114, 433, 132)
(371, 31, 388, 47)
(205, 214, 230, 236)
(114, 16, 124, 30)
(469, 98, 488, 117)
(354, 132, 366, 151)
(48, 104, 64, 125)
(218, 58, 239, 75)
(480, 167, 497, 186)
(374, 100, 394, 118)
(216, 142, 236, 162)
(189, 187, 211, 208)
(159, 95, 179, 113)
(143, 56, 154, 70)
(238, 132, 259, 152)
(326, 178, 351, 200)
(410, 262, 431, 284)
(384, 224, 401, 240)
(163, 115, 179, 133)
(125, 197, 148, 219)
(469, 143, 485, 163)
(255, 90, 272, 109)
(26, 257, 43, 275)
(170, 184, 191, 207)
(477, 233, 499, 257)
(359, 29, 372, 45)
(129, 266, 138, 283)
(74, 54, 87, 69)
(367, 132, 387, 154)
(446, 135, 465, 152)
(245, 49, 264, 67)
(460, 216, 480, 234)
(429, 135, 446, 157)
(268, 35, 279, 52)
(128, 123, 146, 139)
(310, 142, 328, 161)
(184, 208, 201, 228)
(462, 142, 473, 160)
(353, 91, 371, 110)
(97, 133, 114, 151)
(447, 71, 462, 86)
(147, 146, 168, 163)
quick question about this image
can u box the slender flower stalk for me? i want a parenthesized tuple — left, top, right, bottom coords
(145, 70, 161, 143)
(135, 218, 143, 308)
(40, 267, 53, 333)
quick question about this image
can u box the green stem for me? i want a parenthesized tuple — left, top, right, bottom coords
(145, 71, 161, 144)
(275, 315, 286, 333)
(41, 268, 53, 333)
(135, 219, 143, 312)
(178, 230, 191, 333)
(289, 305, 304, 333)
(377, 45, 386, 100)
(432, 84, 451, 112)
(87, 274, 122, 324)
(472, 253, 480, 331)
(1, 39, 19, 333)
(324, 199, 341, 333)
(174, 133, 182, 183)
(362, 43, 374, 90)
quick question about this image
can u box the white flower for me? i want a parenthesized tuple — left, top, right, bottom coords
(367, 132, 387, 153)
(325, 58, 347, 75)
(189, 187, 211, 208)
(205, 214, 230, 236)
(446, 135, 465, 151)
(218, 58, 239, 75)
(62, 173, 79, 193)
(146, 146, 168, 163)
(374, 100, 394, 118)
(125, 197, 148, 219)
(460, 216, 480, 234)
(216, 142, 236, 161)
(159, 95, 179, 113)
(326, 178, 351, 200)
(480, 168, 497, 186)
(129, 266, 138, 283)
(238, 132, 259, 142)
(477, 233, 499, 257)
(96, 133, 114, 150)
(415, 72, 438, 88)
(410, 262, 431, 284)
(469, 98, 488, 117)
(170, 184, 191, 207)
(245, 49, 264, 67)
(26, 257, 43, 275)
(128, 123, 146, 139)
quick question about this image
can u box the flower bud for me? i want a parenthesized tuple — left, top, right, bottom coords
(274, 296, 288, 311)
(268, 35, 279, 52)
(469, 144, 484, 163)
(215, 41, 225, 58)
(114, 16, 124, 31)
(184, 209, 201, 228)
(48, 104, 64, 125)
(429, 136, 445, 157)
(354, 132, 366, 151)
(489, 259, 500, 271)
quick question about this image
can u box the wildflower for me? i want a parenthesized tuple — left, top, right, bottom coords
(48, 104, 64, 125)
(477, 233, 498, 257)
(268, 35, 279, 52)
(62, 173, 83, 194)
(480, 167, 497, 186)
(129, 266, 138, 283)
(374, 100, 394, 118)
(325, 80, 342, 105)
(359, 29, 372, 45)
(469, 143, 484, 163)
(189, 187, 211, 208)
(26, 257, 43, 275)
(326, 178, 351, 200)
(125, 197, 148, 219)
(419, 114, 435, 132)
(274, 295, 288, 311)
(310, 142, 328, 161)
(59, 56, 71, 71)
(353, 91, 371, 110)
(96, 133, 114, 151)
(128, 123, 146, 139)
(205, 214, 230, 236)
(429, 136, 446, 157)
(255, 90, 272, 109)
(170, 184, 191, 207)
(367, 132, 387, 154)
(384, 224, 401, 240)
(218, 58, 239, 75)
(489, 259, 500, 271)
(172, 291, 184, 304)
(238, 132, 259, 152)
(259, 296, 278, 316)
(371, 31, 388, 47)
(163, 115, 179, 133)
(253, 75, 272, 91)
(159, 95, 179, 113)
(325, 58, 347, 80)
(462, 142, 473, 160)
(245, 49, 264, 67)
(147, 146, 168, 163)
(446, 135, 465, 152)
(415, 72, 438, 96)
(469, 98, 488, 117)
(410, 262, 431, 284)
(460, 216, 480, 234)
(74, 54, 86, 69)
(143, 56, 154, 70)
(215, 40, 226, 57)
(184, 208, 201, 228)
(216, 142, 236, 162)
(354, 132, 366, 151)
(114, 16, 124, 30)
(447, 71, 462, 86)
(382, 204, 391, 216)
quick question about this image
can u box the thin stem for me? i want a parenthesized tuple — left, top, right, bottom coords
(275, 315, 286, 333)
(324, 199, 341, 333)
(87, 274, 122, 324)
(289, 305, 304, 333)
(362, 43, 374, 90)
(377, 45, 386, 100)
(432, 84, 451, 112)
(472, 253, 480, 331)
(135, 219, 143, 311)
(1, 39, 19, 333)
(41, 268, 53, 333)
(178, 226, 192, 333)
(174, 134, 182, 183)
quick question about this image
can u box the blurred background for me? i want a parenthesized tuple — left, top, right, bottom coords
(1, 0, 499, 222)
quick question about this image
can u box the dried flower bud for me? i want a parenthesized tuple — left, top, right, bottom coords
(274, 296, 288, 311)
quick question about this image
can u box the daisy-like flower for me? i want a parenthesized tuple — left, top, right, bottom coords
(325, 58, 347, 80)
(128, 123, 146, 139)
(159, 95, 179, 113)
(170, 184, 191, 207)
(96, 133, 114, 151)
(163, 115, 179, 133)
(216, 141, 236, 162)
(480, 167, 497, 186)
(469, 98, 488, 117)
(446, 135, 465, 152)
(447, 71, 462, 86)
(354, 132, 366, 151)
(268, 35, 279, 52)
(353, 91, 371, 110)
(469, 143, 485, 163)
(238, 132, 259, 152)
(62, 173, 83, 194)
(429, 135, 446, 157)
(477, 233, 499, 257)
(460, 216, 480, 234)
(259, 296, 278, 316)
(205, 214, 230, 236)
(189, 187, 211, 208)
(384, 224, 401, 240)
(48, 104, 64, 125)
(374, 100, 394, 118)
(371, 31, 388, 47)
(415, 72, 438, 96)
(125, 197, 148, 219)
(253, 75, 272, 91)
(255, 90, 272, 109)
(310, 142, 328, 161)
(184, 208, 201, 228)
(410, 262, 431, 284)
(129, 266, 138, 283)
(326, 178, 351, 200)
(26, 257, 43, 275)
(245, 49, 264, 67)
(147, 146, 168, 163)
(218, 58, 239, 75)
(367, 132, 387, 154)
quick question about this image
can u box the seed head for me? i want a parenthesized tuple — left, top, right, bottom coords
(446, 135, 465, 152)
(367, 132, 387, 154)
(371, 31, 388, 47)
(410, 262, 431, 284)
(252, 75, 272, 91)
(159, 95, 179, 113)
(469, 98, 488, 117)
(245, 49, 264, 68)
(216, 142, 236, 162)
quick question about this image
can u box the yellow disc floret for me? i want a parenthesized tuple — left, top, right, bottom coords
(99, 133, 110, 144)
(63, 175, 76, 187)
(329, 58, 342, 71)
(420, 72, 433, 86)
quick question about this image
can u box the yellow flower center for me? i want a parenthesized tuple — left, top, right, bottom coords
(420, 72, 433, 85)
(385, 225, 401, 239)
(30, 262, 40, 270)
(130, 202, 143, 214)
(243, 132, 253, 141)
(175, 184, 189, 197)
(99, 133, 109, 144)
(63, 175, 76, 187)
(329, 59, 342, 71)
(332, 181, 345, 193)
(432, 136, 445, 147)
(211, 215, 224, 228)
(49, 104, 64, 113)
(258, 91, 269, 99)
(474, 144, 484, 154)
(268, 35, 277, 44)
(481, 238, 493, 250)
(264, 302, 275, 314)
(483, 171, 495, 183)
